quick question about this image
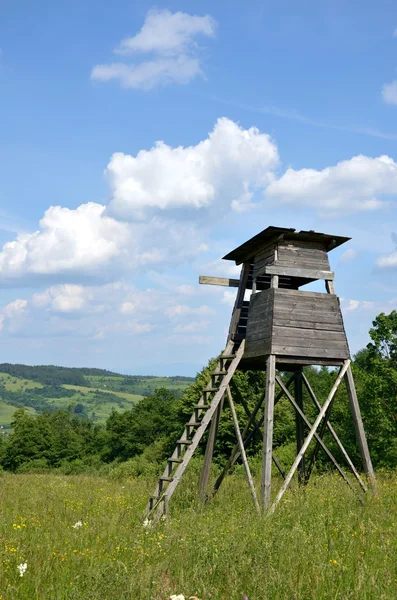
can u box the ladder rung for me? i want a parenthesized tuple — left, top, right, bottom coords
(212, 370, 226, 376)
(168, 458, 183, 463)
(159, 476, 173, 482)
(204, 387, 218, 393)
(177, 439, 192, 445)
(221, 354, 236, 359)
(150, 494, 159, 499)
(194, 404, 208, 409)
(187, 421, 201, 427)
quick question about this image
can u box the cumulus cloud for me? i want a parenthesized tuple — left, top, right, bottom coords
(0, 203, 131, 283)
(0, 299, 28, 332)
(105, 117, 279, 220)
(91, 8, 216, 90)
(33, 285, 91, 313)
(376, 233, 397, 269)
(266, 155, 397, 214)
(3, 117, 397, 288)
(382, 81, 397, 105)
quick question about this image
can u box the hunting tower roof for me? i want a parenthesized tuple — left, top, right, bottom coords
(223, 226, 350, 265)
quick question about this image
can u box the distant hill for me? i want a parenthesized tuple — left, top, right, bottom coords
(0, 364, 195, 429)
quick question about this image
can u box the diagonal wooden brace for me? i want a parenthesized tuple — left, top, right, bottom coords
(275, 373, 359, 497)
(270, 360, 351, 512)
(302, 373, 367, 493)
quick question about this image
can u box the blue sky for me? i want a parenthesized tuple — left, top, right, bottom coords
(0, 0, 396, 375)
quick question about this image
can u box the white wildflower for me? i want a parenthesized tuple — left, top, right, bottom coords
(170, 595, 185, 600)
(143, 518, 152, 529)
(72, 520, 83, 529)
(17, 562, 27, 577)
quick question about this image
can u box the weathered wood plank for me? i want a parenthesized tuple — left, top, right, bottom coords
(273, 318, 345, 331)
(262, 354, 276, 510)
(273, 338, 349, 351)
(274, 259, 330, 270)
(278, 240, 327, 251)
(273, 325, 347, 341)
(274, 288, 336, 299)
(265, 265, 334, 280)
(272, 344, 349, 359)
(273, 311, 343, 324)
(345, 365, 376, 483)
(199, 275, 240, 287)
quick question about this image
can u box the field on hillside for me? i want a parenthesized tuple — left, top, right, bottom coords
(0, 368, 194, 428)
(0, 471, 396, 599)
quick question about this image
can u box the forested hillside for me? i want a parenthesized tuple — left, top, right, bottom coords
(0, 310, 395, 476)
(0, 366, 194, 430)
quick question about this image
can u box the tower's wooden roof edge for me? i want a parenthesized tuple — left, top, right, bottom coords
(223, 226, 351, 263)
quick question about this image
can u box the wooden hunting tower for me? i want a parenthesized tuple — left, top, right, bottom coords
(144, 226, 375, 523)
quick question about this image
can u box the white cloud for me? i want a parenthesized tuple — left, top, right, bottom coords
(105, 117, 278, 220)
(91, 8, 216, 90)
(375, 233, 397, 269)
(0, 299, 28, 333)
(0, 203, 131, 283)
(382, 81, 397, 105)
(33, 285, 90, 313)
(173, 320, 209, 333)
(165, 304, 214, 318)
(338, 248, 358, 264)
(3, 299, 28, 318)
(221, 290, 237, 307)
(266, 154, 397, 214)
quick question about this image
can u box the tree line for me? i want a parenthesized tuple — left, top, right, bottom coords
(0, 310, 396, 476)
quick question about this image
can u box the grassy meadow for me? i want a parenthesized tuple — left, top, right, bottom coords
(0, 470, 396, 599)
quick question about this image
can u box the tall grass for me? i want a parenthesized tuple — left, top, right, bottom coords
(0, 470, 396, 599)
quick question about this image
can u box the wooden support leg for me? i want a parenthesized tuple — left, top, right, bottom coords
(344, 365, 376, 483)
(226, 387, 260, 514)
(270, 360, 350, 512)
(213, 375, 294, 497)
(294, 369, 305, 485)
(261, 354, 276, 511)
(212, 389, 265, 496)
(199, 395, 224, 499)
(231, 381, 289, 480)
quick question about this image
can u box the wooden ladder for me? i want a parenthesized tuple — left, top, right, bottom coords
(143, 339, 245, 524)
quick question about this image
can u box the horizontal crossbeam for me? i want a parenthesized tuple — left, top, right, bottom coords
(199, 275, 240, 287)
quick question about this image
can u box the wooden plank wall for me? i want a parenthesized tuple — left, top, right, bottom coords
(271, 289, 350, 360)
(244, 289, 273, 358)
(253, 240, 330, 279)
(244, 288, 350, 362)
(275, 241, 331, 271)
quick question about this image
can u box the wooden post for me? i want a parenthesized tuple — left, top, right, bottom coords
(294, 369, 305, 485)
(344, 365, 376, 483)
(199, 395, 224, 499)
(270, 360, 350, 512)
(226, 387, 260, 514)
(261, 354, 276, 510)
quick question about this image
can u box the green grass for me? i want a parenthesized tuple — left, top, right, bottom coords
(0, 471, 395, 599)
(62, 384, 142, 403)
(0, 403, 36, 429)
(0, 374, 43, 392)
(86, 375, 193, 396)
